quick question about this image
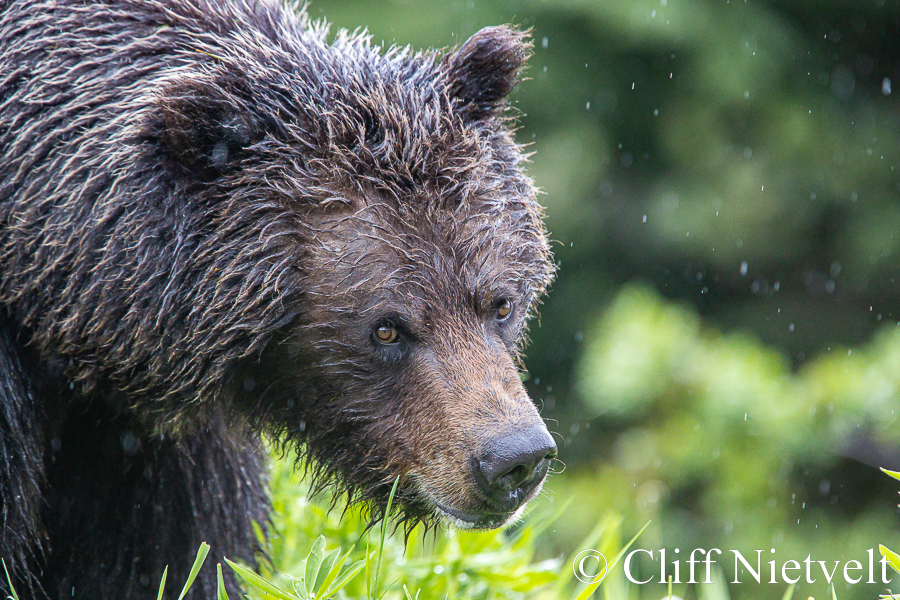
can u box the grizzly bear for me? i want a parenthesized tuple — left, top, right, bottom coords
(0, 0, 556, 598)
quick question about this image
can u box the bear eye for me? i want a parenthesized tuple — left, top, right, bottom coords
(373, 324, 400, 345)
(495, 298, 513, 322)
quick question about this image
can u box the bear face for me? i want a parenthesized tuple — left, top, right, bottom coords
(207, 28, 559, 529)
(238, 187, 556, 529)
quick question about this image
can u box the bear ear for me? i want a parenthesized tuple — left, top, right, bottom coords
(442, 25, 531, 122)
(153, 79, 263, 179)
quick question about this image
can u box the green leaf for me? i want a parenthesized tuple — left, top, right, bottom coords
(291, 574, 308, 600)
(321, 559, 367, 598)
(831, 583, 838, 600)
(305, 535, 327, 593)
(216, 564, 229, 600)
(225, 558, 297, 600)
(156, 566, 168, 600)
(882, 468, 900, 483)
(313, 548, 343, 595)
(177, 542, 210, 600)
(880, 545, 900, 577)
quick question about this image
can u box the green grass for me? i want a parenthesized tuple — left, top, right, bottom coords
(1, 451, 857, 600)
(144, 449, 646, 600)
(11, 450, 866, 599)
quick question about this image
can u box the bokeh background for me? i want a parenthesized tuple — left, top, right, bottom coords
(305, 1, 900, 598)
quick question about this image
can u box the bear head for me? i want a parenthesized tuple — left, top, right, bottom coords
(152, 23, 557, 530)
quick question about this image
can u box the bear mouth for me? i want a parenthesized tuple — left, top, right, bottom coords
(422, 475, 546, 530)
(431, 501, 524, 530)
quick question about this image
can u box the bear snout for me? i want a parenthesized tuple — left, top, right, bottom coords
(412, 411, 557, 530)
(399, 340, 558, 529)
(472, 425, 557, 509)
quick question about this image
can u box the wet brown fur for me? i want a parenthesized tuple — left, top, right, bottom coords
(0, 0, 554, 597)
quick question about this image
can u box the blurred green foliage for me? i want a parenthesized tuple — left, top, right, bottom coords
(297, 1, 900, 599)
(563, 283, 900, 599)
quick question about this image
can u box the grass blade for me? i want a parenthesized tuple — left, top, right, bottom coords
(555, 513, 623, 595)
(177, 543, 210, 600)
(780, 583, 795, 600)
(322, 559, 367, 598)
(881, 545, 900, 576)
(3, 559, 20, 600)
(157, 566, 168, 600)
(225, 558, 296, 600)
(216, 564, 229, 600)
(882, 468, 900, 483)
(365, 542, 372, 598)
(371, 477, 400, 600)
(573, 521, 651, 600)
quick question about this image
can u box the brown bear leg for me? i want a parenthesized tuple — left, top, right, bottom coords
(0, 318, 46, 599)
(39, 402, 269, 600)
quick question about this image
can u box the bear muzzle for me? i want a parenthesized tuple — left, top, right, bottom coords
(419, 422, 557, 530)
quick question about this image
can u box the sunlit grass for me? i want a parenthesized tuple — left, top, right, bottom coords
(143, 450, 648, 600)
(6, 441, 876, 599)
(1, 462, 849, 600)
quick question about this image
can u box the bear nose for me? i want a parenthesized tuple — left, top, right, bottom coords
(475, 425, 557, 506)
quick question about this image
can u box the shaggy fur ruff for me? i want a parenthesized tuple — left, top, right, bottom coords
(0, 0, 554, 597)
